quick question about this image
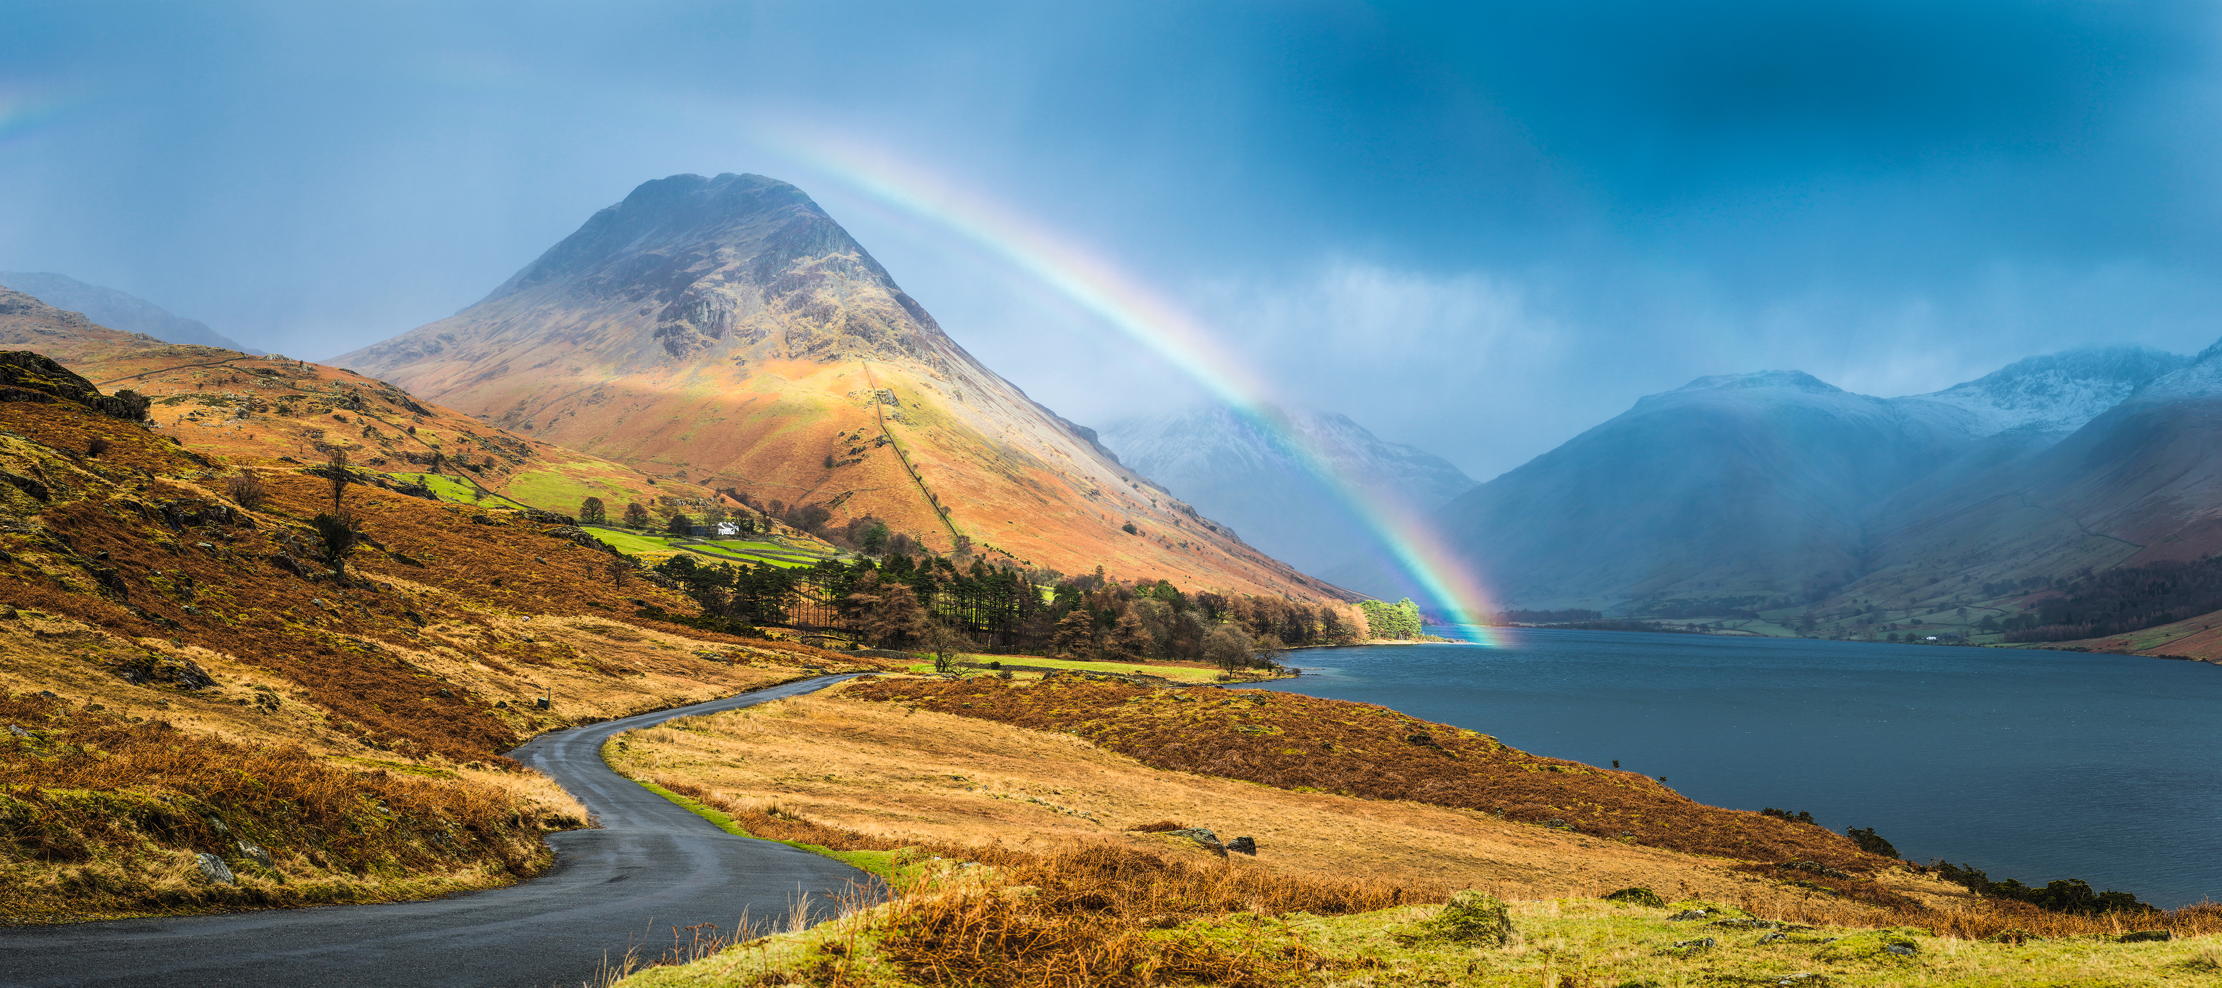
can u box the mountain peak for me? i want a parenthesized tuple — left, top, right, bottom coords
(341, 171, 958, 370)
(337, 177, 1337, 601)
(1673, 370, 1840, 394)
(1911, 345, 2189, 434)
(487, 172, 875, 303)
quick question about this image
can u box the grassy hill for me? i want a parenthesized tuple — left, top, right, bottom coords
(0, 348, 877, 922)
(0, 285, 711, 523)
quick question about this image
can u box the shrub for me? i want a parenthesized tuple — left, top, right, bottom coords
(1847, 826, 1899, 858)
(311, 512, 360, 576)
(226, 473, 269, 511)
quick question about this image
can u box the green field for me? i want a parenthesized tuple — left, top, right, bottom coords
(385, 472, 482, 504)
(583, 527, 685, 556)
(582, 528, 839, 569)
(496, 465, 644, 514)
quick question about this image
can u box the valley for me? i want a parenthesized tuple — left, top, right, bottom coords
(18, 8, 2222, 986)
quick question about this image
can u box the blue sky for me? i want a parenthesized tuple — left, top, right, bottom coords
(4, 0, 2220, 478)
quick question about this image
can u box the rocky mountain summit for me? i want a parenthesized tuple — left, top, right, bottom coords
(342, 174, 1337, 599)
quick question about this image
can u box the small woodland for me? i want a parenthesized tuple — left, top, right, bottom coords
(645, 549, 1365, 669)
(1988, 556, 2222, 642)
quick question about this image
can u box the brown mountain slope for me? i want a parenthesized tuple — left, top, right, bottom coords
(0, 348, 869, 921)
(337, 173, 1341, 601)
(0, 284, 713, 521)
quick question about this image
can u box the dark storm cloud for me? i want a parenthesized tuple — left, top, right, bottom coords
(4, 1, 2222, 477)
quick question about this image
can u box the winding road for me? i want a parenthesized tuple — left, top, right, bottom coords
(0, 675, 879, 988)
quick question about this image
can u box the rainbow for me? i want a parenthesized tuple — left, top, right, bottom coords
(776, 133, 1504, 646)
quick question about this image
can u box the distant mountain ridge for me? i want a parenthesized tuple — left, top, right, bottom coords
(1367, 345, 2203, 633)
(341, 173, 1341, 601)
(1901, 346, 2189, 436)
(1100, 405, 1475, 575)
(0, 271, 253, 352)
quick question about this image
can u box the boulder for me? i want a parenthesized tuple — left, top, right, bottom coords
(1224, 836, 1257, 855)
(2117, 930, 2172, 943)
(1158, 828, 1225, 855)
(194, 852, 236, 885)
(1663, 937, 1715, 957)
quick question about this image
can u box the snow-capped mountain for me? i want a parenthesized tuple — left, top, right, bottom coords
(1101, 405, 1475, 577)
(1899, 346, 2186, 435)
(1388, 345, 2216, 619)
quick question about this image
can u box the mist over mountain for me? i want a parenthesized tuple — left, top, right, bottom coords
(0, 271, 253, 352)
(342, 174, 1339, 599)
(1349, 346, 2202, 627)
(1100, 405, 1475, 576)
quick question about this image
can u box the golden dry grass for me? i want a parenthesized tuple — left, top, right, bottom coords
(0, 380, 879, 921)
(607, 689, 1965, 915)
(0, 691, 570, 923)
(840, 676, 1892, 877)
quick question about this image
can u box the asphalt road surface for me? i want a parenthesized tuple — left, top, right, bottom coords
(0, 675, 881, 987)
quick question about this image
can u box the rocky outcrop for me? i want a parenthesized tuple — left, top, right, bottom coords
(0, 350, 149, 420)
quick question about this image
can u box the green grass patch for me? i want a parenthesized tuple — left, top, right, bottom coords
(385, 472, 482, 504)
(700, 539, 818, 556)
(626, 774, 913, 885)
(686, 546, 816, 568)
(497, 466, 644, 514)
(582, 527, 682, 556)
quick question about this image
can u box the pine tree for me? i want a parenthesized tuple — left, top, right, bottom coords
(1050, 609, 1098, 661)
(1106, 609, 1151, 662)
(837, 571, 932, 649)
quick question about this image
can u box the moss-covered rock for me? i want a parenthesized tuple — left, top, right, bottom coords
(1399, 889, 1516, 946)
(1603, 886, 1664, 907)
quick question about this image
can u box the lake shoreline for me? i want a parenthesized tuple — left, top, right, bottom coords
(1255, 628, 2222, 908)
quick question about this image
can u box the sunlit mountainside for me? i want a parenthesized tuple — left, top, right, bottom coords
(340, 174, 1341, 601)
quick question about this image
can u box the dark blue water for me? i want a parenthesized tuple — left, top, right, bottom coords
(1255, 628, 2222, 907)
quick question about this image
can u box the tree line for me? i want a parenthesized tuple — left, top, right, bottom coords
(1356, 598, 1424, 639)
(646, 550, 1365, 670)
(1987, 556, 2222, 642)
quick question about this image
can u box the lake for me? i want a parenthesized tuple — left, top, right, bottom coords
(1252, 628, 2222, 907)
